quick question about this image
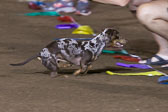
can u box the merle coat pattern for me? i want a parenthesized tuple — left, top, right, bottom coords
(10, 28, 125, 77)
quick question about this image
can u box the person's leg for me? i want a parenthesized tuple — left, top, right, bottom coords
(153, 33, 168, 56)
(75, 0, 91, 16)
(42, 0, 76, 13)
(137, 0, 168, 38)
(136, 0, 168, 64)
(128, 0, 152, 12)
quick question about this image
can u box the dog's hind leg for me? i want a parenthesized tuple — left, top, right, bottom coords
(50, 71, 59, 78)
(42, 58, 59, 78)
(49, 61, 60, 78)
(49, 64, 59, 78)
(48, 64, 59, 78)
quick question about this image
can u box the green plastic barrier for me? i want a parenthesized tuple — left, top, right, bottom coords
(102, 49, 129, 55)
(24, 11, 61, 16)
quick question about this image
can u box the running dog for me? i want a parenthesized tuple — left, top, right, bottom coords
(10, 28, 127, 77)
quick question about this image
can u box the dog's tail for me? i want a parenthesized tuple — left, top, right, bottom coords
(10, 54, 40, 66)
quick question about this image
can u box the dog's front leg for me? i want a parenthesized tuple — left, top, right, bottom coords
(73, 64, 92, 76)
(73, 69, 82, 76)
(73, 64, 88, 76)
(83, 65, 92, 75)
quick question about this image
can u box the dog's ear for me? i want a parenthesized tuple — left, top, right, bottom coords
(105, 28, 113, 35)
(112, 29, 119, 36)
(101, 28, 105, 34)
(110, 27, 120, 36)
(105, 28, 119, 38)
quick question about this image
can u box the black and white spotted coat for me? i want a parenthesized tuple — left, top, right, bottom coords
(39, 29, 113, 67)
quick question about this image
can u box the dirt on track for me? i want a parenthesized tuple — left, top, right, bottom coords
(0, 0, 168, 112)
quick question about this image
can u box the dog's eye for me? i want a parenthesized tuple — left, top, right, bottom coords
(115, 35, 119, 38)
(113, 36, 120, 40)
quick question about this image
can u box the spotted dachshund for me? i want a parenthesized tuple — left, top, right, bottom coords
(10, 28, 127, 77)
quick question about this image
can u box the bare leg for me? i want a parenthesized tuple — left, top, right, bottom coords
(137, 0, 168, 38)
(153, 33, 168, 56)
(79, 0, 88, 2)
(128, 0, 153, 11)
(136, 0, 168, 64)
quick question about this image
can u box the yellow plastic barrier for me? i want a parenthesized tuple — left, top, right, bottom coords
(72, 25, 94, 35)
(106, 71, 163, 76)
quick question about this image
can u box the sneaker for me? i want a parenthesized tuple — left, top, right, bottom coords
(42, 0, 76, 13)
(28, 1, 46, 10)
(75, 1, 91, 16)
